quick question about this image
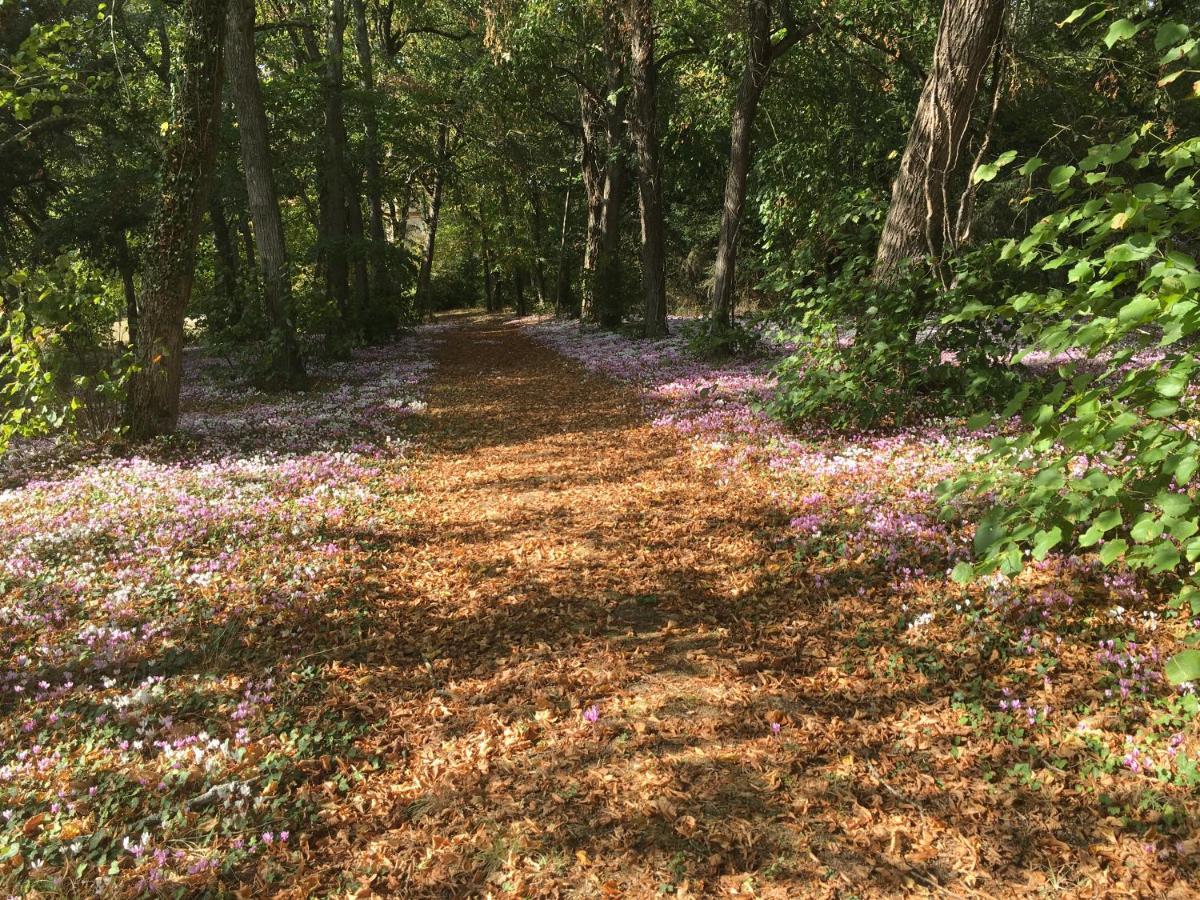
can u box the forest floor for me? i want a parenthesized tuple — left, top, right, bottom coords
(2, 314, 1199, 898)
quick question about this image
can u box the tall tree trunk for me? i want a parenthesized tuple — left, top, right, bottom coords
(347, 172, 370, 333)
(116, 231, 138, 347)
(625, 0, 667, 338)
(514, 268, 527, 317)
(321, 0, 352, 344)
(578, 88, 605, 323)
(209, 185, 241, 327)
(709, 0, 771, 331)
(594, 8, 627, 330)
(224, 0, 306, 387)
(556, 184, 573, 315)
(415, 123, 448, 320)
(350, 0, 394, 336)
(873, 0, 1007, 281)
(482, 227, 496, 311)
(529, 188, 548, 305)
(126, 0, 227, 439)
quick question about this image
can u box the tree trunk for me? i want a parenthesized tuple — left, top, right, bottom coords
(514, 269, 527, 317)
(578, 88, 605, 323)
(116, 231, 138, 347)
(482, 228, 496, 311)
(556, 184, 573, 315)
(126, 0, 227, 439)
(529, 188, 548, 306)
(416, 123, 448, 320)
(873, 0, 1007, 281)
(224, 0, 306, 387)
(594, 8, 627, 330)
(351, 0, 394, 336)
(209, 185, 241, 327)
(709, 0, 772, 331)
(321, 0, 352, 344)
(347, 172, 371, 333)
(625, 0, 667, 338)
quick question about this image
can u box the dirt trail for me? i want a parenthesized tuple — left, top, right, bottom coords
(296, 317, 1028, 899)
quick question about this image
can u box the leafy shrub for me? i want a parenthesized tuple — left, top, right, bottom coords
(944, 15, 1200, 677)
(0, 253, 130, 452)
(767, 248, 1024, 430)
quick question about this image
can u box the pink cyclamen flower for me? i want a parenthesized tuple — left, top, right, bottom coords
(582, 704, 600, 724)
(262, 832, 273, 845)
(770, 722, 781, 736)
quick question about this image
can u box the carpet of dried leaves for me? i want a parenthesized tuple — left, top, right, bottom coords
(3, 314, 1199, 898)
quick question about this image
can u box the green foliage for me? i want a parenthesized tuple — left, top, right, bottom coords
(1, 254, 131, 453)
(942, 16, 1200, 665)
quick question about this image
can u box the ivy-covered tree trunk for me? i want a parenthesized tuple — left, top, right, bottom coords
(350, 0, 394, 336)
(625, 0, 667, 338)
(873, 0, 1007, 281)
(126, 0, 227, 440)
(321, 0, 352, 344)
(224, 0, 306, 388)
(416, 123, 449, 320)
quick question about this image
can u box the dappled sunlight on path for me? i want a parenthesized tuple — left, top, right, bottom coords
(294, 316, 1197, 899)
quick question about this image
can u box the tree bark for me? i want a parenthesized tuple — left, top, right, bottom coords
(415, 123, 448, 320)
(321, 0, 352, 344)
(594, 7, 627, 330)
(625, 0, 667, 338)
(482, 227, 496, 311)
(709, 0, 771, 330)
(224, 0, 306, 387)
(578, 87, 605, 323)
(556, 184, 573, 315)
(116, 230, 138, 347)
(126, 0, 228, 439)
(209, 185, 241, 326)
(347, 170, 371, 331)
(350, 0, 394, 336)
(873, 0, 1007, 281)
(529, 188, 548, 306)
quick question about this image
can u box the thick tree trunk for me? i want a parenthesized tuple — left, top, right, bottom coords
(321, 0, 352, 343)
(873, 0, 1007, 281)
(126, 0, 227, 439)
(416, 123, 448, 320)
(709, 0, 772, 330)
(224, 0, 306, 387)
(625, 0, 667, 338)
(351, 0, 394, 336)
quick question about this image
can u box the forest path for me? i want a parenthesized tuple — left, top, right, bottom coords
(304, 315, 831, 896)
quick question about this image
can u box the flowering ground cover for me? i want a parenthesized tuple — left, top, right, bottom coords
(0, 331, 438, 896)
(3, 314, 1199, 897)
